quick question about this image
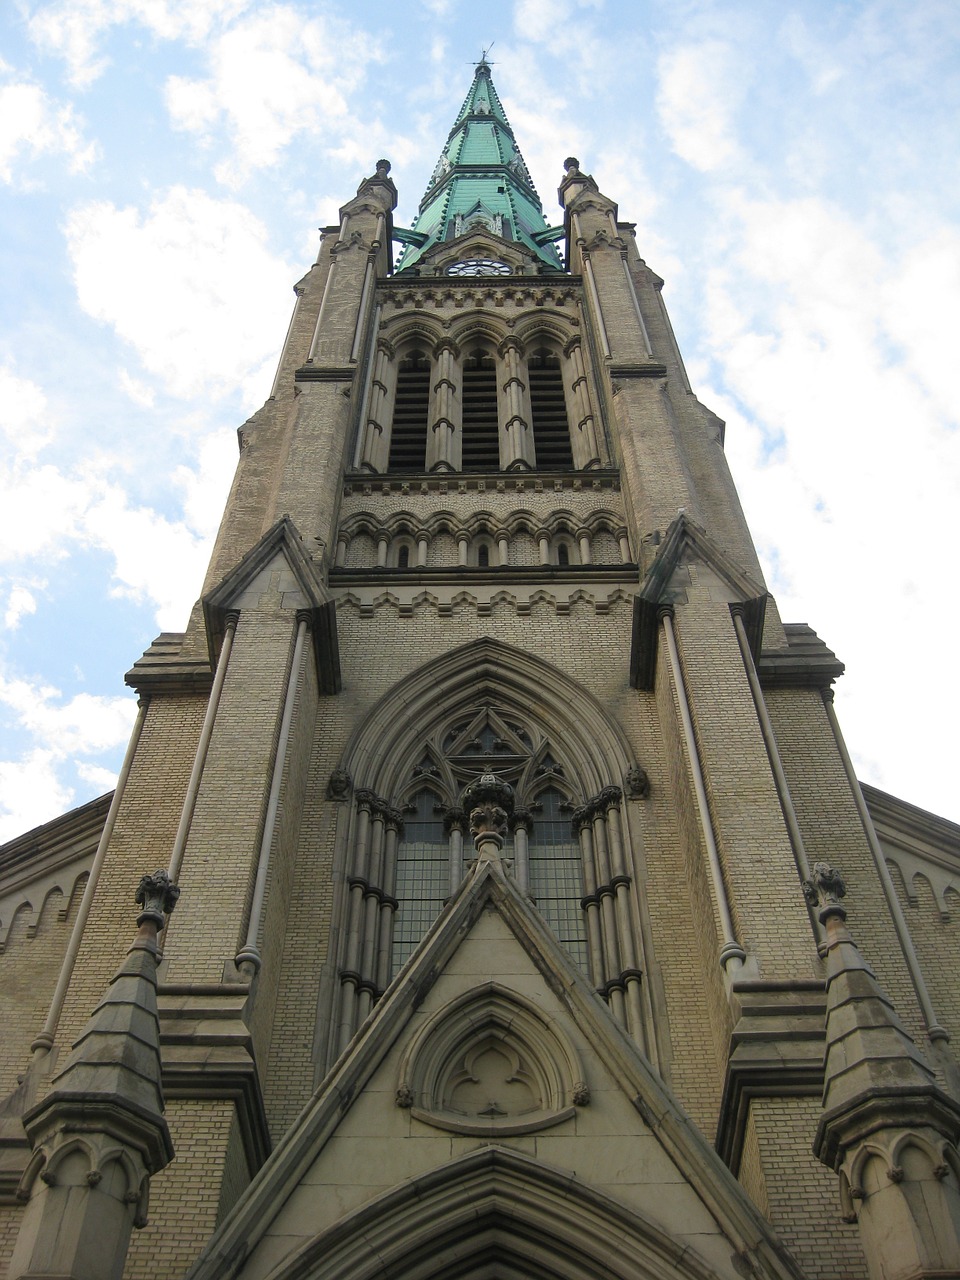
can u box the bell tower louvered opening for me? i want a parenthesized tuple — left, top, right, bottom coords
(461, 349, 500, 471)
(529, 350, 572, 469)
(389, 350, 430, 472)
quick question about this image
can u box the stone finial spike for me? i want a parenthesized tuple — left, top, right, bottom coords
(811, 865, 960, 1280)
(8, 876, 179, 1280)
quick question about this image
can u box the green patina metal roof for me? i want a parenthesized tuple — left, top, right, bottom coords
(394, 58, 564, 275)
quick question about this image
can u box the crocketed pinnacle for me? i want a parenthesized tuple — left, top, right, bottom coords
(395, 57, 563, 274)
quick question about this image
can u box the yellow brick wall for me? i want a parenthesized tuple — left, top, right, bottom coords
(746, 1095, 867, 1280)
(765, 689, 924, 1043)
(890, 870, 960, 1044)
(49, 695, 205, 1067)
(0, 875, 86, 1097)
(124, 1099, 236, 1279)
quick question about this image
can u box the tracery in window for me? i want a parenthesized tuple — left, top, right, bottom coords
(330, 639, 653, 1066)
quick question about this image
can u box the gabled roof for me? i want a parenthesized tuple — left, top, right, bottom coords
(394, 58, 564, 275)
(186, 856, 806, 1280)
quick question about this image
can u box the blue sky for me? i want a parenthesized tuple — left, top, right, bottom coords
(0, 0, 958, 839)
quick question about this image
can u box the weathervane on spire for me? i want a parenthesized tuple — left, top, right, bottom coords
(474, 43, 495, 67)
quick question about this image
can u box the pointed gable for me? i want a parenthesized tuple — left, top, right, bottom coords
(202, 516, 340, 693)
(631, 514, 767, 689)
(187, 859, 805, 1280)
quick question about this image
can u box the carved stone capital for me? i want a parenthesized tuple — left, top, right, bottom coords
(442, 806, 467, 835)
(135, 870, 180, 929)
(510, 807, 534, 834)
(803, 861, 847, 922)
(462, 772, 514, 846)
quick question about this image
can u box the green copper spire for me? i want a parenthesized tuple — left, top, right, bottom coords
(394, 57, 564, 275)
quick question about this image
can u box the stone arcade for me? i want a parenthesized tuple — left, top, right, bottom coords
(2, 57, 960, 1280)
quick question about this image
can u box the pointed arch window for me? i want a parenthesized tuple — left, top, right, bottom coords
(528, 348, 572, 468)
(392, 789, 448, 972)
(528, 788, 587, 972)
(461, 349, 500, 471)
(388, 350, 430, 472)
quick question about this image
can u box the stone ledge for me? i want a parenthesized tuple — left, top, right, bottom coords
(757, 622, 844, 689)
(125, 631, 214, 696)
(343, 468, 621, 496)
(158, 985, 271, 1174)
(716, 980, 827, 1173)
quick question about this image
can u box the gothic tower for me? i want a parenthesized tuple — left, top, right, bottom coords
(3, 57, 960, 1280)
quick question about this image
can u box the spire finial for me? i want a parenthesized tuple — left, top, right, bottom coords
(474, 43, 495, 69)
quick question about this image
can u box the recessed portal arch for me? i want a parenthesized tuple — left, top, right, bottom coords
(261, 1146, 727, 1280)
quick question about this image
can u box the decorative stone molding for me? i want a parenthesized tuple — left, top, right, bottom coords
(624, 763, 651, 799)
(397, 984, 584, 1136)
(327, 768, 352, 800)
(135, 869, 180, 929)
(802, 861, 847, 921)
(462, 772, 515, 849)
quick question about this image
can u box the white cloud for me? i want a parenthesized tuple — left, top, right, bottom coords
(83, 486, 212, 628)
(696, 190, 960, 813)
(173, 427, 237, 541)
(118, 368, 156, 408)
(164, 7, 385, 183)
(0, 80, 97, 183)
(0, 443, 217, 630)
(0, 677, 136, 840)
(64, 186, 293, 401)
(75, 760, 118, 790)
(0, 363, 52, 456)
(4, 585, 39, 630)
(25, 0, 252, 87)
(656, 41, 746, 173)
(0, 748, 74, 842)
(0, 674, 135, 756)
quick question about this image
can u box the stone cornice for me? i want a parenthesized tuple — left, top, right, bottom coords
(344, 468, 621, 497)
(158, 982, 271, 1174)
(329, 564, 635, 588)
(756, 623, 844, 690)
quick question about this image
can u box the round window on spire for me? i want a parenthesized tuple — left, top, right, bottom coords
(447, 258, 512, 277)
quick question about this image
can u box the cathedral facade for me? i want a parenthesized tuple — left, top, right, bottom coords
(2, 60, 960, 1280)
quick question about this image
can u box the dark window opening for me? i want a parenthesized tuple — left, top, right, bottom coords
(557, 544, 569, 567)
(461, 350, 500, 471)
(478, 544, 490, 567)
(529, 350, 572, 469)
(389, 351, 430, 472)
(398, 545, 410, 569)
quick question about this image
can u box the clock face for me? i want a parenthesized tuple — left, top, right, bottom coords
(447, 258, 512, 277)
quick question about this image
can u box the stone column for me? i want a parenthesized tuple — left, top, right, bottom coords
(499, 336, 534, 470)
(362, 338, 395, 472)
(428, 338, 460, 472)
(445, 807, 467, 894)
(563, 335, 600, 468)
